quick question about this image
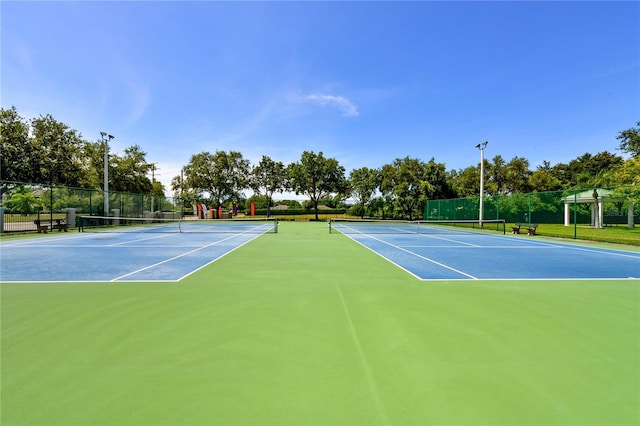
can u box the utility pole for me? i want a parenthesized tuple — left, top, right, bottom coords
(475, 141, 488, 227)
(100, 132, 114, 217)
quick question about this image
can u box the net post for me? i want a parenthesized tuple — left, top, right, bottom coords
(329, 219, 332, 234)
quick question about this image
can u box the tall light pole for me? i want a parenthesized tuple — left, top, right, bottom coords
(100, 132, 114, 216)
(475, 141, 488, 227)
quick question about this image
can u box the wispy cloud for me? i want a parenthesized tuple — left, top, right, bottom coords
(293, 93, 359, 117)
(127, 81, 151, 123)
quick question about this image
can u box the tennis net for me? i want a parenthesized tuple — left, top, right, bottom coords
(329, 218, 505, 235)
(78, 216, 278, 234)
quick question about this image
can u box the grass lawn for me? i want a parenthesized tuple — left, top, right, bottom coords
(1, 221, 639, 425)
(521, 222, 640, 247)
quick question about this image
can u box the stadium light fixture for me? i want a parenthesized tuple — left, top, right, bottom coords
(475, 141, 488, 227)
(100, 132, 115, 216)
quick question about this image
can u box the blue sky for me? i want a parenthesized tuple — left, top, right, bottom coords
(3, 1, 639, 197)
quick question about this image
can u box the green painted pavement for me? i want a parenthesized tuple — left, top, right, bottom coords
(2, 221, 638, 425)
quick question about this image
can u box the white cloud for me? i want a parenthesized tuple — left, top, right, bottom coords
(296, 93, 359, 117)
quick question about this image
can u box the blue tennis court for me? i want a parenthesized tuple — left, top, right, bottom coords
(331, 221, 640, 280)
(2, 220, 639, 282)
(1, 227, 272, 283)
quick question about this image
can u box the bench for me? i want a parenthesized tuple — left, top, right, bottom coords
(34, 219, 68, 233)
(511, 223, 538, 236)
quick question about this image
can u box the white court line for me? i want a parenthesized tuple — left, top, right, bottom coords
(108, 233, 173, 246)
(0, 232, 97, 247)
(419, 234, 480, 247)
(112, 227, 274, 282)
(400, 245, 565, 249)
(563, 245, 640, 259)
(334, 280, 389, 423)
(174, 231, 268, 282)
(111, 233, 250, 281)
(346, 233, 477, 280)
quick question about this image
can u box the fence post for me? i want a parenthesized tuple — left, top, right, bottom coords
(574, 192, 577, 239)
(65, 208, 76, 230)
(0, 206, 4, 233)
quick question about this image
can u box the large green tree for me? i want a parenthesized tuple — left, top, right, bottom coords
(556, 151, 623, 188)
(504, 156, 532, 194)
(30, 114, 85, 186)
(109, 145, 154, 193)
(380, 157, 451, 220)
(448, 167, 479, 198)
(348, 166, 380, 218)
(1, 109, 85, 187)
(487, 155, 507, 195)
(183, 150, 250, 208)
(0, 107, 31, 185)
(529, 161, 561, 192)
(287, 151, 347, 220)
(617, 121, 640, 158)
(251, 155, 287, 217)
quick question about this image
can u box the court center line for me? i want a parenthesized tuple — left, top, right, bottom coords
(335, 281, 389, 425)
(111, 234, 243, 281)
(176, 231, 270, 282)
(354, 233, 478, 280)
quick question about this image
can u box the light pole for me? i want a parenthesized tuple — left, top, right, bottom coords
(475, 141, 488, 227)
(100, 132, 114, 217)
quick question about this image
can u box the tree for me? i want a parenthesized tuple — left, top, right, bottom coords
(251, 155, 287, 217)
(610, 157, 640, 187)
(609, 157, 640, 205)
(560, 151, 623, 188)
(527, 161, 561, 192)
(3, 187, 43, 215)
(109, 145, 154, 193)
(287, 151, 347, 220)
(0, 107, 31, 185)
(487, 155, 507, 195)
(380, 157, 451, 220)
(448, 167, 479, 198)
(348, 167, 380, 218)
(171, 172, 198, 213)
(617, 121, 640, 158)
(504, 156, 532, 194)
(529, 165, 561, 192)
(30, 114, 85, 186)
(183, 151, 250, 208)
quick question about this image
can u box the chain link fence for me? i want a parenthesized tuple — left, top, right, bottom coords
(424, 186, 639, 227)
(0, 180, 182, 233)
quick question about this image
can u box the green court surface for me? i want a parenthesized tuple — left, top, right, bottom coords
(1, 222, 639, 425)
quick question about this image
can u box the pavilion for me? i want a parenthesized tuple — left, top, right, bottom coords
(563, 188, 636, 228)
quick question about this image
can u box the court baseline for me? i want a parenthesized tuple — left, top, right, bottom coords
(341, 232, 640, 280)
(0, 230, 266, 283)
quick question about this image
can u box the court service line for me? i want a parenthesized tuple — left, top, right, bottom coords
(355, 234, 478, 280)
(564, 245, 640, 259)
(400, 245, 565, 249)
(419, 234, 480, 247)
(111, 233, 246, 281)
(108, 233, 173, 246)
